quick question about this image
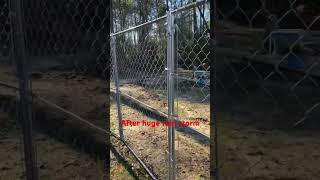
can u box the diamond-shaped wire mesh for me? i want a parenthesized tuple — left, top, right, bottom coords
(175, 1, 210, 129)
(111, 1, 211, 179)
(0, 0, 16, 95)
(0, 0, 14, 81)
(17, 0, 110, 179)
(24, 0, 110, 77)
(110, 18, 170, 179)
(0, 0, 11, 62)
(214, 0, 320, 179)
(0, 1, 26, 178)
(174, 2, 210, 179)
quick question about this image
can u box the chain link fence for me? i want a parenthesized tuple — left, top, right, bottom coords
(111, 1, 211, 179)
(0, 0, 37, 179)
(214, 0, 320, 179)
(0, 0, 111, 179)
(25, 0, 110, 179)
(0, 0, 15, 92)
(111, 16, 170, 179)
(24, 0, 110, 76)
(174, 2, 211, 179)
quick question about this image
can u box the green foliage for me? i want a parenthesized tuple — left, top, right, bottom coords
(158, 3, 167, 17)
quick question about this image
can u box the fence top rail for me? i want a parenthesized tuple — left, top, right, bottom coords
(110, 0, 208, 37)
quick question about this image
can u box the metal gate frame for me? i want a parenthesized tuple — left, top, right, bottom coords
(110, 1, 210, 179)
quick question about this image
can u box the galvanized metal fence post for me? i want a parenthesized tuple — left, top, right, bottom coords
(111, 36, 124, 140)
(10, 0, 39, 179)
(166, 10, 176, 180)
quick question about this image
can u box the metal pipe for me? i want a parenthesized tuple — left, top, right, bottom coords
(111, 15, 167, 37)
(10, 0, 39, 179)
(166, 10, 176, 180)
(111, 36, 124, 139)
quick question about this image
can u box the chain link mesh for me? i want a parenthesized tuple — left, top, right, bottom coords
(0, 0, 15, 84)
(0, 1, 25, 178)
(215, 0, 320, 179)
(111, 18, 169, 179)
(174, 2, 210, 179)
(0, 0, 11, 63)
(23, 0, 110, 178)
(24, 0, 110, 76)
(0, 0, 111, 179)
(111, 1, 211, 179)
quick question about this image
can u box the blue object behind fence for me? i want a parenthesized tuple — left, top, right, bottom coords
(271, 31, 305, 70)
(194, 70, 209, 88)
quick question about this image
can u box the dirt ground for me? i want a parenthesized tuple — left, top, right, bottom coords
(213, 75, 320, 180)
(0, 65, 135, 179)
(110, 99, 210, 179)
(27, 67, 210, 179)
(109, 78, 211, 179)
(1, 64, 320, 179)
(114, 83, 210, 136)
(110, 80, 320, 179)
(0, 112, 107, 180)
(217, 118, 320, 180)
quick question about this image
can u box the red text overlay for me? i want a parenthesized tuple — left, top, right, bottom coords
(121, 119, 200, 127)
